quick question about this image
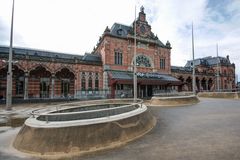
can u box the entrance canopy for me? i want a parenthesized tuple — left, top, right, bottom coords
(109, 70, 182, 85)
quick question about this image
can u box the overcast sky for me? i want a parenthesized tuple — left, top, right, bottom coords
(0, 0, 239, 81)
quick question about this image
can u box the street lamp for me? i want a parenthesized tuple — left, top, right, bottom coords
(6, 0, 15, 110)
(133, 6, 137, 102)
(191, 23, 196, 95)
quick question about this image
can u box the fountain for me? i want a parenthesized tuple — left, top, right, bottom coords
(13, 99, 156, 157)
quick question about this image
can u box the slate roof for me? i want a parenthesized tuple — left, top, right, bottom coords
(109, 70, 180, 82)
(107, 23, 168, 48)
(82, 53, 101, 62)
(0, 46, 102, 65)
(110, 70, 133, 80)
(185, 56, 234, 67)
(171, 66, 192, 72)
(110, 23, 131, 38)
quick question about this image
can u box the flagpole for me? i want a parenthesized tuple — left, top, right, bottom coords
(216, 43, 220, 91)
(6, 0, 15, 110)
(192, 22, 196, 95)
(133, 6, 137, 102)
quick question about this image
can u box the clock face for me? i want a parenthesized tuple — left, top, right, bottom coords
(140, 25, 146, 34)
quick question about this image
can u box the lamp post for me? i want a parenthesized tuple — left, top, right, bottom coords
(216, 44, 220, 92)
(133, 6, 137, 102)
(6, 0, 15, 110)
(191, 23, 196, 95)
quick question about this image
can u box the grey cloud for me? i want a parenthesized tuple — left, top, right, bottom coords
(0, 19, 9, 45)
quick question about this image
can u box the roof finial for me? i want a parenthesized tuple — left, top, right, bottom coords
(140, 6, 144, 13)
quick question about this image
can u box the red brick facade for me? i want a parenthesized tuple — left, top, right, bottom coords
(0, 49, 103, 99)
(93, 7, 175, 98)
(171, 55, 236, 92)
(0, 7, 236, 100)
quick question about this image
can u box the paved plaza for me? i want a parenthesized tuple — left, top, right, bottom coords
(0, 98, 240, 160)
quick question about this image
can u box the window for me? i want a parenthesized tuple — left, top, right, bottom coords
(16, 77, 24, 95)
(88, 77, 92, 90)
(88, 73, 92, 90)
(95, 73, 99, 90)
(116, 84, 124, 90)
(115, 51, 123, 65)
(81, 72, 86, 90)
(136, 55, 151, 67)
(40, 78, 50, 98)
(160, 58, 165, 69)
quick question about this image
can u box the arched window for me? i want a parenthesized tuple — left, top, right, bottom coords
(81, 72, 86, 90)
(88, 73, 92, 90)
(95, 73, 99, 90)
(136, 55, 151, 67)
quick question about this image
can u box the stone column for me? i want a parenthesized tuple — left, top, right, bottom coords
(74, 77, 77, 98)
(24, 72, 29, 100)
(145, 85, 148, 98)
(206, 80, 208, 91)
(51, 73, 55, 99)
(103, 69, 109, 98)
(199, 80, 202, 91)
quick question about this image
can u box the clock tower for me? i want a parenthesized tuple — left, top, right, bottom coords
(135, 6, 153, 38)
(139, 6, 146, 21)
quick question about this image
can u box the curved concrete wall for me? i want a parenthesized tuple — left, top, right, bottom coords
(13, 109, 156, 157)
(198, 92, 240, 99)
(150, 95, 199, 106)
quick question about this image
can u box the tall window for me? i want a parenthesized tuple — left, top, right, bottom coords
(40, 78, 50, 98)
(16, 77, 24, 95)
(95, 73, 99, 90)
(88, 73, 92, 90)
(160, 58, 165, 69)
(81, 72, 86, 90)
(115, 51, 123, 65)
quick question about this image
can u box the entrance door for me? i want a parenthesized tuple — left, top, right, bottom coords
(140, 85, 146, 98)
(61, 79, 70, 97)
(147, 85, 153, 97)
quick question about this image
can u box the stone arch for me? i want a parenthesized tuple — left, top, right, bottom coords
(30, 66, 51, 77)
(186, 76, 192, 91)
(13, 66, 25, 96)
(196, 77, 200, 92)
(132, 54, 153, 68)
(29, 66, 52, 98)
(178, 76, 184, 82)
(55, 66, 76, 78)
(15, 63, 26, 73)
(0, 64, 7, 70)
(29, 64, 52, 74)
(55, 67, 75, 79)
(55, 67, 75, 97)
(208, 78, 213, 91)
(177, 76, 185, 91)
(0, 65, 25, 99)
(201, 77, 207, 91)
